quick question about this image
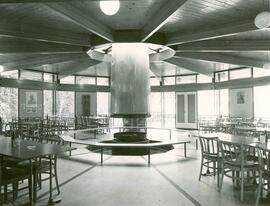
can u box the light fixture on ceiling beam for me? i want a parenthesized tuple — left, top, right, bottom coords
(254, 0, 270, 29)
(0, 65, 4, 73)
(100, 0, 120, 16)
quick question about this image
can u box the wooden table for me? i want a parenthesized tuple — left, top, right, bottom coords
(0, 137, 73, 205)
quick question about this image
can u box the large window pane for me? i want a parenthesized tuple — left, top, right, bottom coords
(163, 76, 175, 85)
(198, 90, 215, 118)
(215, 71, 228, 82)
(56, 91, 74, 118)
(76, 76, 96, 85)
(97, 77, 109, 86)
(148, 92, 162, 127)
(197, 74, 212, 83)
(254, 85, 270, 118)
(60, 76, 75, 84)
(164, 92, 175, 128)
(44, 90, 53, 117)
(0, 70, 18, 79)
(44, 73, 56, 83)
(20, 70, 42, 81)
(97, 92, 109, 115)
(0, 87, 18, 121)
(176, 75, 196, 84)
(150, 77, 160, 86)
(230, 68, 251, 80)
(253, 67, 270, 78)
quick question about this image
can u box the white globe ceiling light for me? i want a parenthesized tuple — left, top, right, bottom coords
(254, 11, 270, 29)
(100, 0, 120, 16)
(0, 65, 4, 73)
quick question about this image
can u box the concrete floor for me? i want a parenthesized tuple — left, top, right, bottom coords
(5, 142, 270, 206)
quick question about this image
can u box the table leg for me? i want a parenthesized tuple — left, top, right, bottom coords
(29, 159, 33, 206)
(196, 139, 198, 150)
(69, 142, 72, 156)
(148, 148, 150, 166)
(48, 155, 61, 205)
(101, 147, 103, 165)
(184, 143, 187, 157)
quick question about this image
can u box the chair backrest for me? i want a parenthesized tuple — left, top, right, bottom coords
(199, 135, 219, 156)
(257, 146, 270, 172)
(218, 140, 251, 164)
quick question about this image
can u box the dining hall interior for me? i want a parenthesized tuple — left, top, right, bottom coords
(0, 0, 270, 205)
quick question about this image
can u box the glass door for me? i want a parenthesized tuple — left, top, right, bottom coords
(176, 92, 198, 129)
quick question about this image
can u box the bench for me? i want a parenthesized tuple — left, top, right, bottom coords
(60, 135, 190, 165)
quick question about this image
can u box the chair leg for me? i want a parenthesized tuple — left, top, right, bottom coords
(199, 157, 204, 181)
(217, 161, 220, 188)
(12, 182, 18, 201)
(54, 160, 60, 195)
(240, 170, 244, 202)
(213, 162, 216, 176)
(255, 171, 262, 206)
(4, 185, 8, 202)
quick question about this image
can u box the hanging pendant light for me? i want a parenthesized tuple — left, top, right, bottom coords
(100, 0, 120, 16)
(255, 0, 270, 29)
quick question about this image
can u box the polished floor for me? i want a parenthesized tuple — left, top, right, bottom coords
(4, 140, 270, 206)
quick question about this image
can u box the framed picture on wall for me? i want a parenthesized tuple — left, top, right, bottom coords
(237, 91, 245, 104)
(26, 92, 37, 107)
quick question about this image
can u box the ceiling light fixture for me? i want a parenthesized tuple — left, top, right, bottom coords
(254, 0, 270, 29)
(100, 0, 120, 16)
(0, 65, 4, 73)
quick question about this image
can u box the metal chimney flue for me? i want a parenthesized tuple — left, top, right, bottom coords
(110, 43, 150, 119)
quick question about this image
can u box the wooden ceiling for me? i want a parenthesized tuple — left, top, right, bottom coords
(0, 0, 269, 78)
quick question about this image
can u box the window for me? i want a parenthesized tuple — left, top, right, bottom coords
(253, 67, 270, 78)
(97, 77, 109, 86)
(20, 70, 42, 81)
(0, 70, 18, 79)
(215, 71, 228, 82)
(254, 85, 270, 118)
(163, 76, 175, 85)
(56, 91, 74, 118)
(97, 92, 109, 115)
(229, 68, 251, 80)
(198, 90, 216, 118)
(44, 73, 56, 83)
(148, 92, 162, 127)
(0, 87, 18, 121)
(176, 75, 196, 84)
(60, 76, 75, 84)
(197, 74, 212, 83)
(44, 90, 53, 117)
(150, 77, 160, 86)
(76, 76, 96, 85)
(163, 92, 175, 128)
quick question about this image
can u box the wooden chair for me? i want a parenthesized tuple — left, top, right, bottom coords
(0, 165, 31, 204)
(218, 140, 259, 201)
(255, 146, 270, 206)
(198, 135, 220, 187)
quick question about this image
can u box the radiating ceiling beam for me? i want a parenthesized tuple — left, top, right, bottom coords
(141, 0, 188, 42)
(174, 52, 264, 68)
(166, 20, 258, 46)
(0, 22, 90, 46)
(59, 59, 100, 77)
(45, 2, 114, 42)
(165, 57, 214, 76)
(2, 53, 89, 71)
(0, 39, 88, 54)
(174, 40, 270, 52)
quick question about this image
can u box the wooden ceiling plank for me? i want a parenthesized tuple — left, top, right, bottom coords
(174, 52, 263, 68)
(166, 20, 258, 46)
(165, 57, 213, 76)
(141, 0, 188, 42)
(174, 40, 270, 52)
(45, 2, 114, 42)
(59, 59, 100, 77)
(0, 22, 90, 46)
(3, 53, 89, 70)
(0, 40, 87, 54)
